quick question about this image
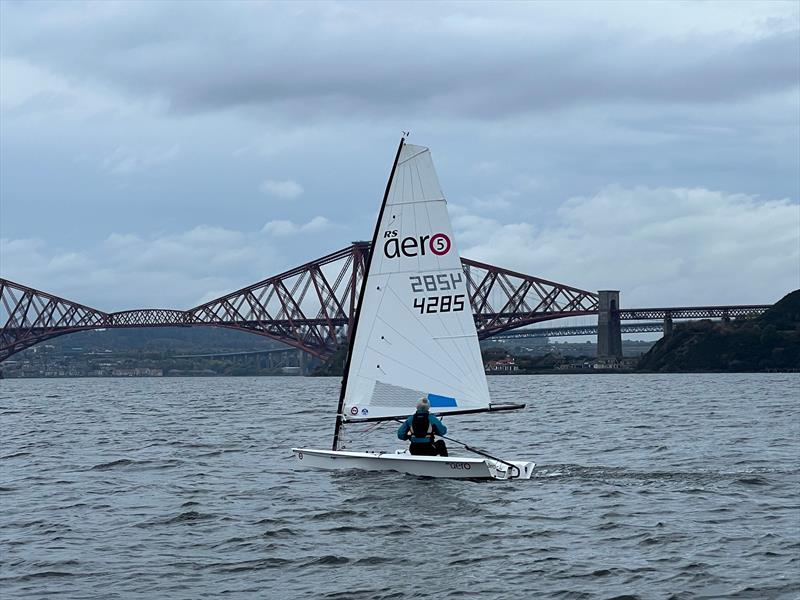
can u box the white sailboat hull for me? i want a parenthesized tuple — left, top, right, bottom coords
(292, 448, 535, 480)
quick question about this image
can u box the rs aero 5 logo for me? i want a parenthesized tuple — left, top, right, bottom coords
(383, 230, 451, 259)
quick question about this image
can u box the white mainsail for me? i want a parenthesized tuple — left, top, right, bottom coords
(340, 142, 491, 422)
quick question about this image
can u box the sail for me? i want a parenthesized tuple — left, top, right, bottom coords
(341, 143, 491, 421)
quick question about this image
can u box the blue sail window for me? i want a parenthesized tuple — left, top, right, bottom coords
(428, 393, 457, 408)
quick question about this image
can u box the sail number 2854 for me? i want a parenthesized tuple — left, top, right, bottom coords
(409, 272, 462, 293)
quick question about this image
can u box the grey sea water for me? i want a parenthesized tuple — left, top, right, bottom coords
(1, 374, 798, 599)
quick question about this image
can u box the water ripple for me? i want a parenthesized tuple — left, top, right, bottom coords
(0, 374, 798, 599)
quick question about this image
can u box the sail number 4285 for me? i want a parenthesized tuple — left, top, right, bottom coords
(413, 295, 465, 314)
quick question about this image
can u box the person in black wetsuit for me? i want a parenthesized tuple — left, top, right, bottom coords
(396, 396, 448, 456)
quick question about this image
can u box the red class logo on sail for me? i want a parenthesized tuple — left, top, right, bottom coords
(383, 231, 451, 258)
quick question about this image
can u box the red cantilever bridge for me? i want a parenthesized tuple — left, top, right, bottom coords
(0, 241, 771, 363)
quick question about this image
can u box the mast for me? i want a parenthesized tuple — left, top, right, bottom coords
(331, 136, 406, 450)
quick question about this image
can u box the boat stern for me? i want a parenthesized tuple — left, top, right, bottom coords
(489, 459, 536, 480)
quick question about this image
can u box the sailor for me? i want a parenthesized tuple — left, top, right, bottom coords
(397, 396, 448, 456)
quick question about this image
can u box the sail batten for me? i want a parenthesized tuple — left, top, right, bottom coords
(338, 142, 492, 424)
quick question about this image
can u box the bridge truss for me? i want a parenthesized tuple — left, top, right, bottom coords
(618, 306, 770, 320)
(492, 307, 772, 341)
(0, 242, 599, 362)
(492, 322, 666, 339)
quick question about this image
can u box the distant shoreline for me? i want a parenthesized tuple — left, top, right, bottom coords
(3, 369, 798, 380)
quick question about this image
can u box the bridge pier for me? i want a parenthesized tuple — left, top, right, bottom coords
(597, 290, 622, 360)
(663, 313, 673, 338)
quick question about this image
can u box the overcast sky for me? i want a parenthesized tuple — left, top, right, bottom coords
(1, 0, 798, 314)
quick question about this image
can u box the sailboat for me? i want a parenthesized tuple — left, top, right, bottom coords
(292, 138, 535, 480)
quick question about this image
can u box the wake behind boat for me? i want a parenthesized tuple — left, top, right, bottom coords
(292, 137, 535, 480)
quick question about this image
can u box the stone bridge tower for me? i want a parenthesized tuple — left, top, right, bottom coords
(597, 290, 623, 360)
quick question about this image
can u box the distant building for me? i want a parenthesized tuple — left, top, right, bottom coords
(556, 361, 593, 370)
(485, 358, 519, 373)
(593, 357, 638, 370)
(111, 367, 163, 377)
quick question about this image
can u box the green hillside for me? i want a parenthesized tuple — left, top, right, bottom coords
(38, 326, 281, 354)
(638, 290, 800, 372)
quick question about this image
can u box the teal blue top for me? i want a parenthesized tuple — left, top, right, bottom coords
(397, 409, 447, 443)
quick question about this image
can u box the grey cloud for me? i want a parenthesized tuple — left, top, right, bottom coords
(1, 3, 797, 119)
(102, 144, 179, 175)
(0, 0, 797, 313)
(0, 210, 349, 310)
(3, 185, 796, 312)
(259, 179, 304, 199)
(261, 216, 331, 236)
(452, 185, 800, 307)
(0, 222, 299, 309)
